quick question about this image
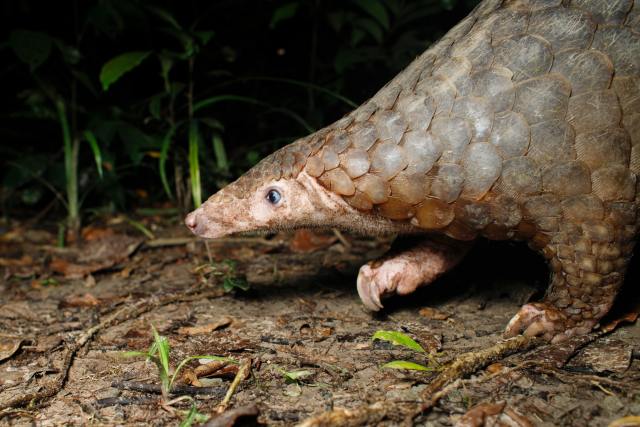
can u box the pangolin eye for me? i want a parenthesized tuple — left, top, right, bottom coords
(266, 189, 282, 205)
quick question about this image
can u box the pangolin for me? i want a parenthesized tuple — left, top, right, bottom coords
(186, 0, 640, 342)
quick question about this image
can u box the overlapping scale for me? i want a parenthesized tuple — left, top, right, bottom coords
(528, 120, 576, 165)
(471, 67, 515, 113)
(567, 90, 622, 134)
(499, 157, 542, 196)
(489, 111, 530, 158)
(395, 93, 436, 131)
(340, 148, 370, 179)
(431, 116, 472, 163)
(495, 35, 553, 82)
(373, 110, 407, 144)
(450, 29, 494, 69)
(542, 161, 592, 197)
(571, 0, 633, 25)
(430, 164, 465, 203)
(528, 7, 595, 51)
(551, 49, 613, 95)
(592, 27, 640, 76)
(401, 131, 442, 174)
(370, 141, 408, 180)
(354, 174, 390, 204)
(461, 142, 502, 200)
(514, 75, 571, 124)
(452, 97, 494, 142)
(414, 198, 455, 229)
(575, 128, 631, 170)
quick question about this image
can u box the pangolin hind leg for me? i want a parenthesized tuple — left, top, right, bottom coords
(357, 236, 471, 311)
(505, 218, 636, 343)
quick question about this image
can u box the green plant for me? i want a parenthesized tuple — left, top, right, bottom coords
(198, 259, 250, 292)
(372, 330, 441, 372)
(123, 325, 236, 401)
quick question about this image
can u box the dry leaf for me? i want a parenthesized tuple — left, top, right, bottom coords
(0, 337, 23, 362)
(59, 293, 100, 308)
(177, 317, 233, 336)
(419, 307, 451, 320)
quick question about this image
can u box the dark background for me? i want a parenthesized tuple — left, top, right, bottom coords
(0, 0, 480, 221)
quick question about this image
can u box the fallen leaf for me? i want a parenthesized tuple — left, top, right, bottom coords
(419, 307, 450, 320)
(456, 402, 506, 427)
(0, 337, 23, 362)
(59, 293, 100, 308)
(609, 416, 640, 427)
(177, 317, 233, 336)
(567, 339, 632, 374)
(82, 226, 114, 241)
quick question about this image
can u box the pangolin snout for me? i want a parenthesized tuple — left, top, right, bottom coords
(184, 211, 199, 234)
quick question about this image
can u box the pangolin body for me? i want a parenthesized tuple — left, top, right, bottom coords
(186, 0, 640, 342)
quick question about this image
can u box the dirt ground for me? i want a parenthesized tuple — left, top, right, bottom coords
(0, 218, 639, 426)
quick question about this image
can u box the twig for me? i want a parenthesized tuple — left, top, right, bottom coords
(95, 396, 156, 408)
(111, 381, 226, 397)
(0, 286, 225, 411)
(217, 358, 251, 413)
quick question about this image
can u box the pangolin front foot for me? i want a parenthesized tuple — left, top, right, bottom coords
(356, 238, 470, 311)
(504, 302, 597, 344)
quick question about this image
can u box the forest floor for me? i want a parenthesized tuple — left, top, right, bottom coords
(0, 215, 639, 426)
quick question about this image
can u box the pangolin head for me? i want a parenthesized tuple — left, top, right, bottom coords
(184, 135, 361, 238)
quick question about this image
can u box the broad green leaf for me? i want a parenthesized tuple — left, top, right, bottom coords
(100, 51, 151, 91)
(372, 330, 425, 353)
(270, 3, 299, 29)
(188, 121, 202, 208)
(9, 30, 52, 71)
(83, 130, 103, 179)
(353, 0, 390, 30)
(382, 360, 432, 371)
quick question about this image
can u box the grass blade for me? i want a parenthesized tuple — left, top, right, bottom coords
(188, 121, 202, 208)
(212, 133, 228, 173)
(83, 130, 103, 179)
(159, 125, 177, 199)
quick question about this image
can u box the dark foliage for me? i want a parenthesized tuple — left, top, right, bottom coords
(0, 0, 478, 225)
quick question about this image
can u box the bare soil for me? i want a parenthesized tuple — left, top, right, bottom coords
(0, 220, 639, 426)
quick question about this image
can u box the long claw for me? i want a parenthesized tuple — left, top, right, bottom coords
(357, 268, 382, 311)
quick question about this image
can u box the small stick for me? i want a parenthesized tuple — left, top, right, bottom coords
(217, 359, 251, 413)
(111, 381, 225, 397)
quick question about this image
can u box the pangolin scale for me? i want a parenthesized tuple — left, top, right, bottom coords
(186, 0, 640, 342)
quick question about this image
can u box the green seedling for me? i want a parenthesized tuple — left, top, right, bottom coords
(199, 259, 250, 292)
(275, 367, 314, 397)
(372, 330, 441, 372)
(178, 402, 209, 427)
(122, 325, 236, 402)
